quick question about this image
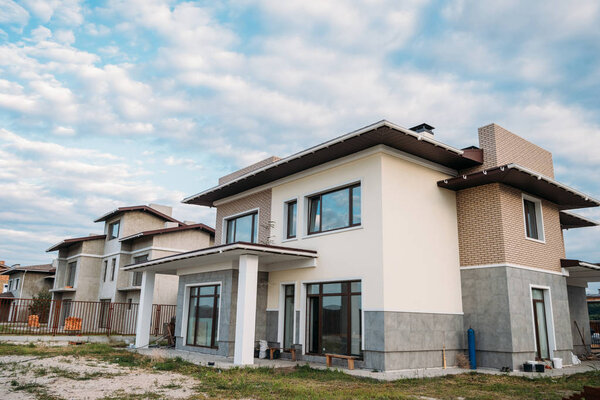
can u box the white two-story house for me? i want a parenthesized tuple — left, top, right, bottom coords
(126, 121, 599, 371)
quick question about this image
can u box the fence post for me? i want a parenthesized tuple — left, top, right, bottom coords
(154, 305, 161, 336)
(107, 303, 114, 336)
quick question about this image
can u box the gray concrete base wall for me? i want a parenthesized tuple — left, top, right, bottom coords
(568, 285, 591, 355)
(174, 269, 268, 358)
(461, 266, 573, 370)
(363, 311, 465, 371)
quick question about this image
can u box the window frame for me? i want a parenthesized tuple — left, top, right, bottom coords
(102, 260, 108, 282)
(224, 210, 259, 244)
(15, 278, 19, 290)
(66, 261, 77, 287)
(307, 183, 361, 235)
(110, 258, 116, 281)
(132, 254, 148, 287)
(305, 280, 362, 357)
(108, 220, 120, 240)
(185, 283, 221, 348)
(285, 200, 298, 239)
(522, 193, 545, 243)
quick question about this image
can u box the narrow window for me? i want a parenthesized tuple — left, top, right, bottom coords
(286, 201, 297, 239)
(108, 220, 120, 240)
(15, 278, 19, 290)
(110, 258, 116, 281)
(308, 183, 361, 234)
(532, 289, 550, 360)
(127, 298, 133, 311)
(225, 212, 258, 244)
(306, 280, 362, 356)
(66, 262, 77, 287)
(524, 199, 538, 239)
(102, 260, 108, 282)
(132, 255, 147, 287)
(187, 285, 220, 347)
(283, 284, 295, 348)
(8, 280, 12, 290)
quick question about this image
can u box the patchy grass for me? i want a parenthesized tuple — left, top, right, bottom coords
(1, 342, 600, 399)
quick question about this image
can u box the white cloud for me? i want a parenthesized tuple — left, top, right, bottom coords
(22, 0, 84, 26)
(0, 0, 29, 26)
(52, 125, 75, 136)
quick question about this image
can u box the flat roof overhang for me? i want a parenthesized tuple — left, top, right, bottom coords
(562, 259, 600, 286)
(184, 120, 483, 207)
(560, 211, 599, 229)
(438, 164, 600, 210)
(122, 242, 318, 274)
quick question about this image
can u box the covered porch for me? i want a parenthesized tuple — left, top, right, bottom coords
(562, 259, 600, 355)
(123, 242, 317, 365)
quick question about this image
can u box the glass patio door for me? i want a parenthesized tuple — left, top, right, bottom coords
(532, 288, 550, 360)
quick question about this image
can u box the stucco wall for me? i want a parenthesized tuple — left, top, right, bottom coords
(567, 285, 591, 355)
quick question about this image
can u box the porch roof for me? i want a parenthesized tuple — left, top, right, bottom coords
(559, 211, 599, 229)
(562, 259, 600, 286)
(122, 242, 318, 274)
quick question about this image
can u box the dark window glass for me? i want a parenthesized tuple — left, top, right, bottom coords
(283, 284, 295, 349)
(524, 199, 539, 239)
(108, 221, 120, 239)
(110, 259, 116, 281)
(132, 271, 143, 287)
(134, 255, 148, 263)
(306, 280, 362, 357)
(66, 262, 76, 287)
(103, 261, 108, 282)
(286, 201, 297, 239)
(187, 284, 220, 348)
(532, 288, 550, 359)
(226, 212, 258, 243)
(307, 184, 361, 234)
(127, 298, 133, 310)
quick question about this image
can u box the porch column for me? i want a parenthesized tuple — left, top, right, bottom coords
(135, 271, 155, 348)
(234, 254, 259, 365)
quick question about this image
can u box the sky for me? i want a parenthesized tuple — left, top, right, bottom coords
(0, 1, 599, 282)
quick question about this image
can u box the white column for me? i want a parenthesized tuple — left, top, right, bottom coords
(135, 271, 156, 348)
(234, 254, 259, 365)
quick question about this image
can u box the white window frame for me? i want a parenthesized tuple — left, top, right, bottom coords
(522, 193, 545, 243)
(181, 281, 222, 347)
(221, 208, 260, 245)
(529, 284, 556, 359)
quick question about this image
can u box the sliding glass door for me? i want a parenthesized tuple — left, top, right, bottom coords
(187, 285, 220, 348)
(306, 281, 362, 357)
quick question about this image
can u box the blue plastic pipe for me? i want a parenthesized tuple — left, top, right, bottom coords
(468, 327, 476, 369)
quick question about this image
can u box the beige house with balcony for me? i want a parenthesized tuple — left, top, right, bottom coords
(126, 121, 599, 371)
(47, 204, 215, 311)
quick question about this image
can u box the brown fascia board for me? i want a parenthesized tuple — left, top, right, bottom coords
(560, 211, 599, 230)
(437, 164, 600, 210)
(46, 234, 106, 252)
(183, 120, 483, 207)
(93, 206, 183, 224)
(561, 259, 600, 269)
(119, 223, 216, 242)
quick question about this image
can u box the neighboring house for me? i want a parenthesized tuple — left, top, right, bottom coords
(0, 261, 9, 293)
(0, 264, 55, 299)
(126, 120, 599, 371)
(46, 204, 215, 309)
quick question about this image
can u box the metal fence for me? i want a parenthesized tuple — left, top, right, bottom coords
(0, 298, 175, 336)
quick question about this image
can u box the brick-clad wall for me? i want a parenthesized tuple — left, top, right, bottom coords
(462, 124, 554, 178)
(218, 157, 280, 185)
(500, 186, 565, 272)
(214, 189, 272, 245)
(456, 184, 506, 266)
(457, 183, 565, 272)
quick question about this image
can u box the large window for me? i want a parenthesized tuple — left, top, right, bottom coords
(523, 196, 544, 241)
(225, 211, 258, 243)
(66, 262, 77, 287)
(286, 201, 297, 239)
(308, 184, 361, 235)
(108, 220, 120, 239)
(306, 281, 362, 357)
(187, 285, 220, 347)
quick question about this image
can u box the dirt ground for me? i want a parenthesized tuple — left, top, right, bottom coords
(0, 354, 196, 400)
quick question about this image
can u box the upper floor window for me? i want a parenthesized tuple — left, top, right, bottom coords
(102, 260, 108, 282)
(286, 200, 297, 239)
(226, 211, 258, 244)
(110, 258, 116, 281)
(308, 183, 361, 235)
(8, 280, 12, 290)
(108, 220, 120, 240)
(523, 195, 544, 241)
(66, 262, 77, 287)
(15, 278, 20, 290)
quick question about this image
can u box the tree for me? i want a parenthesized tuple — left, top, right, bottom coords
(29, 289, 52, 324)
